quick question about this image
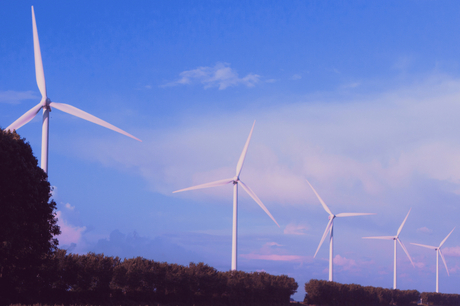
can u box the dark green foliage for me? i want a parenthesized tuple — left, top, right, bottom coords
(40, 251, 297, 305)
(421, 292, 460, 306)
(0, 130, 60, 305)
(304, 279, 420, 306)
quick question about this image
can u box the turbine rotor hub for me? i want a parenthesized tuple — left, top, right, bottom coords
(44, 98, 51, 111)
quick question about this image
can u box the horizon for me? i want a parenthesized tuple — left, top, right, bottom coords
(2, 1, 460, 301)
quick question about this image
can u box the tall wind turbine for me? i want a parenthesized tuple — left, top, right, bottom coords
(363, 209, 415, 289)
(411, 227, 455, 293)
(5, 6, 141, 174)
(307, 180, 375, 282)
(173, 121, 279, 271)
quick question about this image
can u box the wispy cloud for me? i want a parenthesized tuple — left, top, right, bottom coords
(241, 242, 312, 263)
(241, 253, 308, 262)
(284, 223, 309, 235)
(0, 90, 38, 104)
(417, 226, 433, 234)
(333, 254, 357, 271)
(444, 246, 460, 257)
(164, 63, 260, 90)
(56, 211, 86, 246)
(65, 74, 460, 214)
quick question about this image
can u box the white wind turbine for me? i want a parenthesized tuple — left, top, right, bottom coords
(363, 208, 415, 289)
(411, 227, 455, 293)
(307, 180, 375, 282)
(5, 6, 141, 174)
(173, 121, 279, 271)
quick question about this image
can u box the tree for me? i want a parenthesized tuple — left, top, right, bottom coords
(0, 129, 60, 304)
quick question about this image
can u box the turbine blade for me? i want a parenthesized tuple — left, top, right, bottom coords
(439, 227, 455, 248)
(314, 218, 333, 258)
(363, 236, 395, 240)
(49, 102, 141, 142)
(31, 6, 46, 99)
(336, 212, 376, 217)
(235, 121, 255, 177)
(410, 242, 437, 250)
(173, 178, 234, 193)
(439, 250, 450, 276)
(306, 180, 333, 216)
(397, 208, 411, 237)
(5, 102, 43, 131)
(239, 180, 279, 227)
(398, 238, 414, 267)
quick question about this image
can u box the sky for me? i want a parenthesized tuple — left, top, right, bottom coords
(2, 0, 460, 301)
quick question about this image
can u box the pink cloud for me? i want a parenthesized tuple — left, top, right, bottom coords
(240, 241, 312, 262)
(333, 254, 357, 271)
(56, 211, 86, 246)
(443, 246, 460, 257)
(241, 253, 307, 262)
(284, 223, 309, 235)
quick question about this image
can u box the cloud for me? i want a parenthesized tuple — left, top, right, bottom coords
(443, 246, 460, 257)
(414, 261, 425, 269)
(241, 253, 308, 262)
(291, 74, 302, 80)
(164, 63, 260, 90)
(66, 74, 460, 213)
(417, 227, 433, 234)
(0, 90, 39, 104)
(240, 241, 311, 263)
(284, 223, 309, 235)
(333, 254, 357, 271)
(65, 203, 75, 211)
(56, 211, 86, 246)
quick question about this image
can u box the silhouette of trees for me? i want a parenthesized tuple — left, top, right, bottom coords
(33, 250, 298, 305)
(0, 130, 60, 305)
(421, 292, 460, 306)
(304, 279, 420, 306)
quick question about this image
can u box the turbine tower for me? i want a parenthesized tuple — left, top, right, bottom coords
(173, 121, 279, 271)
(5, 6, 141, 174)
(411, 227, 455, 293)
(363, 208, 415, 289)
(307, 180, 375, 282)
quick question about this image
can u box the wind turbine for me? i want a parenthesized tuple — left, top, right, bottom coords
(173, 121, 279, 271)
(306, 180, 375, 282)
(5, 6, 141, 174)
(411, 227, 455, 293)
(363, 208, 415, 289)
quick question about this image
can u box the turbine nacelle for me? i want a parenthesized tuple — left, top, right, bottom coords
(44, 98, 51, 111)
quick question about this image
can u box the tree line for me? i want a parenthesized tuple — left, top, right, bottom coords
(304, 279, 460, 306)
(420, 292, 460, 306)
(304, 279, 419, 306)
(17, 250, 298, 305)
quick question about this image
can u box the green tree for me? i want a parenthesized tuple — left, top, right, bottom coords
(0, 129, 60, 304)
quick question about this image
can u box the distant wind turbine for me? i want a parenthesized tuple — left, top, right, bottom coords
(411, 227, 455, 293)
(363, 208, 415, 289)
(173, 121, 279, 271)
(5, 6, 141, 174)
(306, 180, 375, 282)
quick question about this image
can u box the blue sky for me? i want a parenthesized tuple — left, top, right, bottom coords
(2, 0, 460, 300)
